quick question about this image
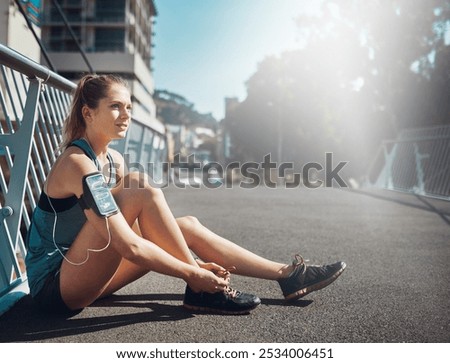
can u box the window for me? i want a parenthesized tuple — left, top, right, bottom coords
(95, 0, 125, 22)
(95, 28, 125, 51)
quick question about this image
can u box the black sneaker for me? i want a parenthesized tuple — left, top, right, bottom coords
(278, 255, 346, 300)
(183, 285, 261, 315)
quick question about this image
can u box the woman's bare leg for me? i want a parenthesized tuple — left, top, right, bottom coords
(61, 172, 293, 307)
(116, 173, 197, 266)
(60, 173, 200, 308)
(102, 173, 294, 297)
(177, 216, 293, 280)
(101, 215, 294, 298)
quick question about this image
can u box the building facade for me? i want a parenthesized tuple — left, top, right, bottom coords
(0, 1, 42, 62)
(154, 89, 219, 164)
(40, 0, 161, 130)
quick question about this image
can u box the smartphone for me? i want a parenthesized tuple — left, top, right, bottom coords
(82, 172, 119, 218)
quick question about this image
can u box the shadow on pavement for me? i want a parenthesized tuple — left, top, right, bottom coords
(0, 292, 314, 342)
(260, 298, 313, 307)
(0, 293, 193, 342)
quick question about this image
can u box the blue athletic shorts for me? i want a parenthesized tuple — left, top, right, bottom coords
(32, 269, 82, 316)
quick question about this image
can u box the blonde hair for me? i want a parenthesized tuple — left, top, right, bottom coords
(61, 74, 129, 150)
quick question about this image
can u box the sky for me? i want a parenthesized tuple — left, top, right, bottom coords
(153, 0, 321, 120)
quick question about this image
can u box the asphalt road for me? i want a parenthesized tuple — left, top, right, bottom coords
(1, 186, 449, 343)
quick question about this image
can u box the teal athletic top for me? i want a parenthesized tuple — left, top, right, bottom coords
(25, 139, 116, 297)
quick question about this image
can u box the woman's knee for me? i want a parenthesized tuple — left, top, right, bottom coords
(177, 216, 202, 232)
(122, 172, 163, 199)
(115, 172, 164, 219)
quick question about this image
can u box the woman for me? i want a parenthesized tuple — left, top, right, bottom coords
(25, 74, 346, 315)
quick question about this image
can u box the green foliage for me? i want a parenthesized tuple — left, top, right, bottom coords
(224, 0, 450, 178)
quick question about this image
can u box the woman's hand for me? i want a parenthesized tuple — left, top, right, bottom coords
(186, 267, 230, 294)
(196, 259, 224, 273)
(196, 259, 236, 280)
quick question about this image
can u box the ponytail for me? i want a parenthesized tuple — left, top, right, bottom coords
(61, 74, 128, 150)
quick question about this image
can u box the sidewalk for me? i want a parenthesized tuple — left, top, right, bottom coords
(1, 186, 449, 343)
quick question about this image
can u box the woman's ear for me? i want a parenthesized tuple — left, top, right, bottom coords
(82, 105, 92, 123)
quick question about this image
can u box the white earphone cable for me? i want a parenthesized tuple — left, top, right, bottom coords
(46, 183, 112, 266)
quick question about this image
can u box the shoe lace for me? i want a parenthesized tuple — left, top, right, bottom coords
(224, 286, 239, 298)
(293, 254, 307, 267)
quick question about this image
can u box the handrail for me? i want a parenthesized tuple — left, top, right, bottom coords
(0, 44, 75, 92)
(365, 125, 450, 200)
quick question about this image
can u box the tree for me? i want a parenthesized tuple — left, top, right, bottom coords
(224, 0, 450, 178)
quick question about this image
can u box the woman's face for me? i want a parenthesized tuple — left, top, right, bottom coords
(85, 83, 132, 141)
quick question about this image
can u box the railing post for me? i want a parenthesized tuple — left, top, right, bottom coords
(0, 211, 14, 291)
(366, 126, 450, 200)
(375, 143, 397, 190)
(413, 143, 428, 195)
(0, 77, 41, 284)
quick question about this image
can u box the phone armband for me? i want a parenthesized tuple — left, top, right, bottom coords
(80, 172, 119, 218)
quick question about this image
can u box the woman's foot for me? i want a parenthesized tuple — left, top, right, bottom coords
(277, 255, 346, 300)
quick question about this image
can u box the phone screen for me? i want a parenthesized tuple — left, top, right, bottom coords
(84, 173, 119, 217)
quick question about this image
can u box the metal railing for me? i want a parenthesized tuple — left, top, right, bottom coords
(0, 43, 167, 314)
(365, 125, 450, 200)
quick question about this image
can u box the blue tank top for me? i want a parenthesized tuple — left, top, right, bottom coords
(25, 139, 116, 297)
